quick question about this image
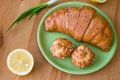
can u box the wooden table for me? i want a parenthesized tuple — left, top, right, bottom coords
(0, 0, 120, 80)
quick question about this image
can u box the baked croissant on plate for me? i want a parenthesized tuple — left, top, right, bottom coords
(45, 6, 113, 51)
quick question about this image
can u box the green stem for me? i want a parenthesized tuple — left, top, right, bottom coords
(7, 3, 48, 32)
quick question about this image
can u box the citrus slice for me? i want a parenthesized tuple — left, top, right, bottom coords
(7, 49, 34, 76)
(91, 0, 107, 3)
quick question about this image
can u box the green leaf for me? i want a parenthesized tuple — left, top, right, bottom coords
(7, 3, 48, 32)
(29, 3, 48, 20)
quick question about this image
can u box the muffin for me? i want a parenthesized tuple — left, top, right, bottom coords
(72, 45, 95, 68)
(50, 38, 73, 59)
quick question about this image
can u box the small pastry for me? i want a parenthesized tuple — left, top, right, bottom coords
(72, 45, 95, 68)
(50, 38, 73, 59)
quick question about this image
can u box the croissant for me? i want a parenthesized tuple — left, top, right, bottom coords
(45, 6, 113, 51)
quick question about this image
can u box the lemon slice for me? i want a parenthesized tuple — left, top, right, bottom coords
(7, 49, 34, 76)
(91, 0, 107, 3)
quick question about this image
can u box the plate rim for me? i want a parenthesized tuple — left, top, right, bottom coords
(37, 2, 118, 74)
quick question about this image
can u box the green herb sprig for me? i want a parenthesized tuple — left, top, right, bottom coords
(7, 0, 58, 32)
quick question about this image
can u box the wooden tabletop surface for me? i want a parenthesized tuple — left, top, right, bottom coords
(0, 0, 120, 80)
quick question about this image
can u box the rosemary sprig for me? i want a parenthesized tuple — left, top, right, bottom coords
(7, 0, 58, 32)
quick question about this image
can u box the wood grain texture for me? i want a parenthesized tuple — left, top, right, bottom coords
(0, 0, 119, 80)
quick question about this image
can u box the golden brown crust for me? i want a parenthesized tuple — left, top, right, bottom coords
(50, 38, 73, 59)
(53, 9, 66, 33)
(97, 24, 113, 51)
(45, 15, 57, 31)
(52, 9, 64, 32)
(83, 14, 107, 42)
(45, 6, 113, 51)
(90, 31, 104, 45)
(65, 7, 80, 36)
(73, 6, 95, 41)
(72, 45, 95, 68)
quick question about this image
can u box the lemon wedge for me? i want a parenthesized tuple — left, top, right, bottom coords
(7, 49, 34, 76)
(91, 0, 107, 3)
